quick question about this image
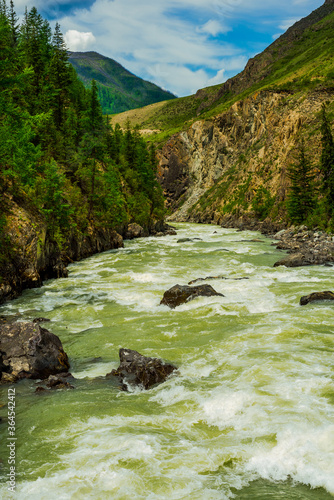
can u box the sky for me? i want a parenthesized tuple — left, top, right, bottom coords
(13, 0, 325, 97)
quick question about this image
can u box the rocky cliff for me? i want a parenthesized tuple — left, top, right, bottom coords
(0, 196, 124, 304)
(157, 88, 334, 226)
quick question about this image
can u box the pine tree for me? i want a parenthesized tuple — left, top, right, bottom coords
(8, 0, 18, 46)
(287, 140, 316, 224)
(19, 7, 52, 100)
(89, 79, 103, 133)
(49, 22, 72, 129)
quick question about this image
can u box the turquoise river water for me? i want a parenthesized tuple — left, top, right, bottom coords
(0, 223, 333, 499)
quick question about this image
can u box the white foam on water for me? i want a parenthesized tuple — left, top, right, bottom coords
(246, 425, 334, 494)
(127, 271, 167, 283)
(111, 289, 161, 312)
(201, 388, 254, 430)
(1, 223, 334, 499)
(71, 361, 118, 379)
(181, 359, 217, 379)
(149, 384, 195, 407)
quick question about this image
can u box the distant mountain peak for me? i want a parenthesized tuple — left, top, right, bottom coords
(68, 51, 175, 114)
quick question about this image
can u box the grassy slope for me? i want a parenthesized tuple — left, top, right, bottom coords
(113, 8, 334, 144)
(68, 51, 176, 114)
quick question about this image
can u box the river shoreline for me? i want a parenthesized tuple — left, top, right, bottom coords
(0, 219, 175, 306)
(218, 213, 334, 267)
(2, 212, 333, 306)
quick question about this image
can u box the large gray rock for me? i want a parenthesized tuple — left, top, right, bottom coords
(160, 284, 224, 308)
(109, 348, 177, 390)
(0, 322, 70, 383)
(273, 253, 312, 268)
(125, 223, 146, 239)
(300, 291, 334, 306)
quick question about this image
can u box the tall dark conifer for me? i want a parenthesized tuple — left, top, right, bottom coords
(8, 0, 18, 46)
(287, 139, 316, 223)
(49, 22, 72, 129)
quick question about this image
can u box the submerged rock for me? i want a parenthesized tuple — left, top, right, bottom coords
(33, 317, 51, 324)
(177, 237, 202, 243)
(108, 348, 177, 390)
(160, 284, 224, 308)
(0, 322, 70, 383)
(188, 276, 249, 285)
(35, 372, 75, 393)
(300, 291, 334, 306)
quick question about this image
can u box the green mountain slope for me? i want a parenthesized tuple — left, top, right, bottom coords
(115, 0, 334, 143)
(123, 0, 334, 231)
(68, 51, 176, 114)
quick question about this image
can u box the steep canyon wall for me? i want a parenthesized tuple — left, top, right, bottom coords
(157, 90, 333, 225)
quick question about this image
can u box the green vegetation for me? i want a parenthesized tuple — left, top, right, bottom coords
(287, 105, 334, 229)
(251, 186, 275, 221)
(286, 140, 316, 224)
(0, 3, 164, 262)
(68, 52, 176, 114)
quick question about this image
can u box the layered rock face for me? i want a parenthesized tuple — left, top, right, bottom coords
(157, 90, 333, 224)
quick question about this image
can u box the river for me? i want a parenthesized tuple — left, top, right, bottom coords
(0, 223, 333, 499)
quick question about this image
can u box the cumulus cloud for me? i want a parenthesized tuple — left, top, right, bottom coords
(11, 0, 323, 96)
(64, 30, 96, 51)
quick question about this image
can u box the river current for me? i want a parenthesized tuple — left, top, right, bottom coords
(0, 223, 333, 499)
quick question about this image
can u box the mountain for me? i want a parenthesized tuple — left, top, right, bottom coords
(68, 51, 176, 114)
(114, 0, 334, 230)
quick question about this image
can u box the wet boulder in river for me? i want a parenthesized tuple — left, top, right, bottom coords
(125, 223, 146, 239)
(300, 290, 334, 306)
(160, 284, 224, 308)
(108, 348, 177, 390)
(0, 322, 70, 383)
(273, 253, 312, 268)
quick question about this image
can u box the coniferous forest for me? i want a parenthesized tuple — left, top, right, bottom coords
(0, 2, 164, 265)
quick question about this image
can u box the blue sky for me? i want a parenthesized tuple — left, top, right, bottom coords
(14, 0, 324, 96)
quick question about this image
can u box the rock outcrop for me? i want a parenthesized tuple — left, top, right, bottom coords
(160, 284, 224, 308)
(0, 322, 70, 383)
(300, 290, 334, 305)
(0, 198, 124, 304)
(108, 348, 177, 390)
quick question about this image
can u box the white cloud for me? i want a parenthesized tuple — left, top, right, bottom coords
(145, 64, 211, 96)
(57, 0, 246, 95)
(64, 30, 96, 51)
(208, 68, 226, 86)
(197, 19, 231, 36)
(11, 0, 324, 96)
(279, 18, 300, 30)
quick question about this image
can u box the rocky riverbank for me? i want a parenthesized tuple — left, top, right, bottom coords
(0, 200, 175, 305)
(219, 213, 334, 267)
(272, 226, 334, 267)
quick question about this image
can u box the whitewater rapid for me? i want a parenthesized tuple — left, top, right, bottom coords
(0, 223, 333, 499)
